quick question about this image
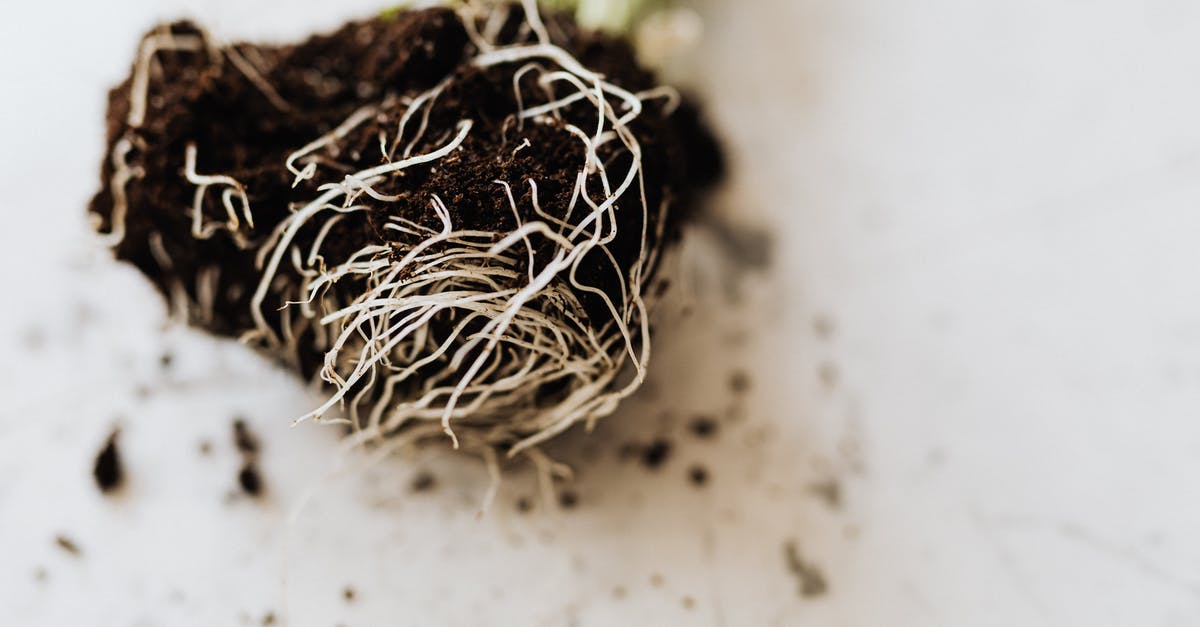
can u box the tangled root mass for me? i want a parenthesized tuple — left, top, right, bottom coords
(89, 3, 721, 460)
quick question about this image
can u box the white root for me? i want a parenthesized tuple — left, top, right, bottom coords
(183, 143, 253, 240)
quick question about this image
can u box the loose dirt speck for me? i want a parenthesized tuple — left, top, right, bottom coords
(813, 314, 836, 340)
(93, 428, 124, 493)
(232, 418, 259, 456)
(818, 361, 839, 388)
(784, 541, 828, 598)
(688, 416, 718, 439)
(809, 479, 841, 509)
(410, 471, 436, 493)
(55, 535, 81, 556)
(641, 439, 672, 469)
(730, 370, 751, 394)
(238, 462, 263, 496)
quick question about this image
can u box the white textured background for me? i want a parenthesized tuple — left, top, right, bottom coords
(3, 1, 1200, 625)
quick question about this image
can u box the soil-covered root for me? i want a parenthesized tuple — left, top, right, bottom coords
(89, 2, 722, 465)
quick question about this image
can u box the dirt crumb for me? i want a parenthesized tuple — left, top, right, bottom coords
(516, 496, 533, 513)
(810, 479, 842, 509)
(813, 314, 836, 340)
(410, 471, 436, 493)
(688, 416, 719, 439)
(238, 462, 264, 496)
(232, 418, 259, 456)
(55, 535, 82, 556)
(818, 361, 839, 388)
(558, 490, 579, 509)
(784, 541, 828, 598)
(261, 612, 276, 626)
(343, 586, 356, 602)
(729, 370, 751, 395)
(641, 439, 672, 469)
(687, 465, 709, 487)
(93, 428, 124, 493)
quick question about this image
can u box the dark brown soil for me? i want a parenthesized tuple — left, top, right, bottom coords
(640, 438, 672, 469)
(237, 461, 263, 496)
(410, 471, 436, 493)
(55, 535, 82, 556)
(232, 418, 259, 456)
(783, 541, 828, 598)
(729, 370, 751, 395)
(93, 429, 124, 493)
(687, 464, 708, 487)
(89, 5, 720, 383)
(688, 416, 718, 439)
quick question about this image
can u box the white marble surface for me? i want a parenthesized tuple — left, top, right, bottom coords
(3, 1, 1200, 625)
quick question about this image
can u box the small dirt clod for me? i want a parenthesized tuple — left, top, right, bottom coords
(93, 429, 124, 493)
(232, 418, 259, 456)
(55, 535, 82, 556)
(641, 439, 672, 469)
(238, 462, 263, 496)
(784, 541, 828, 598)
(410, 471, 436, 493)
(688, 416, 718, 439)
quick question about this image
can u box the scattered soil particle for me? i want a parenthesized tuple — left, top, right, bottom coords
(33, 567, 48, 582)
(232, 418, 259, 456)
(688, 416, 718, 439)
(160, 351, 174, 369)
(410, 471, 436, 493)
(783, 541, 828, 598)
(342, 587, 356, 602)
(813, 314, 836, 340)
(687, 465, 709, 487)
(22, 327, 46, 351)
(55, 535, 82, 556)
(558, 490, 578, 509)
(641, 439, 672, 469)
(515, 496, 533, 513)
(93, 428, 124, 493)
(649, 573, 665, 588)
(729, 370, 751, 395)
(682, 596, 696, 610)
(612, 585, 627, 600)
(198, 440, 213, 455)
(818, 361, 839, 388)
(809, 479, 842, 509)
(262, 612, 277, 626)
(238, 461, 264, 496)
